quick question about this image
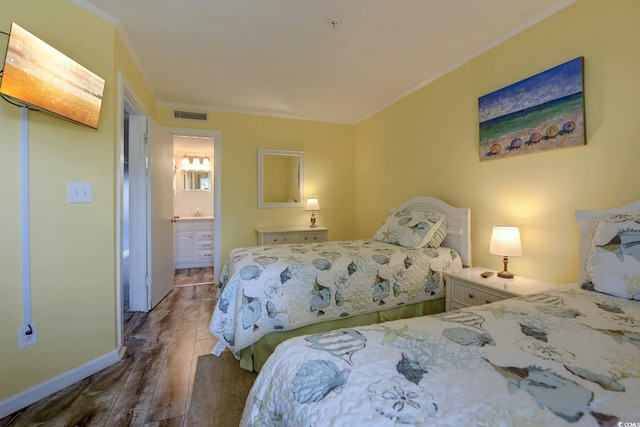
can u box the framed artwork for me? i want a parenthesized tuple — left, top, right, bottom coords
(478, 57, 585, 161)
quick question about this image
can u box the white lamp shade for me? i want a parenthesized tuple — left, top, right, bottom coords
(181, 155, 190, 166)
(305, 198, 320, 211)
(489, 227, 523, 256)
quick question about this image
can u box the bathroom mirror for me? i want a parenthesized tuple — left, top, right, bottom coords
(183, 170, 211, 191)
(258, 149, 304, 208)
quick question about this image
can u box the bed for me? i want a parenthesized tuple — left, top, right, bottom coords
(209, 196, 471, 371)
(240, 200, 640, 426)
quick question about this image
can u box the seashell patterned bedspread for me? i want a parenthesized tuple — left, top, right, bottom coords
(209, 239, 462, 356)
(240, 285, 640, 426)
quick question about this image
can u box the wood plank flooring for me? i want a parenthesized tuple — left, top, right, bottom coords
(1, 282, 218, 427)
(174, 268, 214, 287)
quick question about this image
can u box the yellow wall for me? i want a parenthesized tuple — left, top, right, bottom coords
(157, 107, 356, 261)
(354, 0, 640, 284)
(0, 0, 118, 398)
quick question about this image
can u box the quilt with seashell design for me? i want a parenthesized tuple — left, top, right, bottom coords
(209, 239, 462, 357)
(241, 285, 640, 426)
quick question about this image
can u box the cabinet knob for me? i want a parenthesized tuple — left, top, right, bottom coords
(468, 294, 474, 299)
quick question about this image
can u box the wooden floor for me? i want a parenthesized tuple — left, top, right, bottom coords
(1, 282, 218, 427)
(174, 267, 214, 287)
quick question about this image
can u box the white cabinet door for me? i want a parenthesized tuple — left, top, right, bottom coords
(175, 232, 194, 264)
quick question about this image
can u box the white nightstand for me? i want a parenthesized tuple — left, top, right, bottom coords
(445, 266, 556, 311)
(256, 226, 329, 246)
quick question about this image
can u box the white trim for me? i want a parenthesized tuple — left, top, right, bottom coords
(119, 75, 149, 315)
(257, 149, 304, 209)
(159, 100, 354, 125)
(115, 73, 125, 353)
(69, 1, 157, 105)
(0, 350, 120, 419)
(67, 0, 120, 25)
(129, 115, 150, 311)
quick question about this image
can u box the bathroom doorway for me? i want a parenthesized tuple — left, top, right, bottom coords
(173, 135, 215, 286)
(170, 128, 222, 286)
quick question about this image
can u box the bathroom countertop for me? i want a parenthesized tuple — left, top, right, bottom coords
(175, 216, 213, 221)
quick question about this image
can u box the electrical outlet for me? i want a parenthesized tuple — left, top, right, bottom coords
(18, 323, 38, 349)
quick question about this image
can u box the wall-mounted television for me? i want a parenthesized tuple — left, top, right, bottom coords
(0, 22, 105, 129)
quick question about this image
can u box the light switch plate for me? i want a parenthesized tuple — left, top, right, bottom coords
(68, 182, 93, 203)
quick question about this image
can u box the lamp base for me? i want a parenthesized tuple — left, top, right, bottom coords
(497, 255, 514, 278)
(497, 270, 514, 279)
(309, 213, 317, 228)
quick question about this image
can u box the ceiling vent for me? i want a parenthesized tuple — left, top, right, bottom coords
(173, 110, 208, 121)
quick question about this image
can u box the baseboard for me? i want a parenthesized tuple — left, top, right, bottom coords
(0, 349, 121, 419)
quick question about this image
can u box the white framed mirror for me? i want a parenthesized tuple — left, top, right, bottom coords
(258, 149, 304, 208)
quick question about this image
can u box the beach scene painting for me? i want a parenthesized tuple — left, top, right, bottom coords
(478, 57, 585, 161)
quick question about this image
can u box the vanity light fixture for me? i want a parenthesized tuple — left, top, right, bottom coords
(181, 154, 190, 166)
(305, 198, 320, 228)
(489, 226, 522, 279)
(202, 156, 210, 166)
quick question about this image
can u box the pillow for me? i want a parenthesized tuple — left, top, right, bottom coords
(373, 211, 447, 249)
(582, 214, 640, 300)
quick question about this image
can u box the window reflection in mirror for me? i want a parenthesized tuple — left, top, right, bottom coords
(258, 149, 303, 208)
(183, 170, 211, 191)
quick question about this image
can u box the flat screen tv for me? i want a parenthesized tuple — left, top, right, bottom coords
(0, 22, 105, 129)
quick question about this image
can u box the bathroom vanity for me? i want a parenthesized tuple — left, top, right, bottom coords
(174, 218, 214, 269)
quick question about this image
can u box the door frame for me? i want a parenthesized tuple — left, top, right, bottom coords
(116, 72, 147, 352)
(116, 72, 223, 353)
(169, 127, 222, 284)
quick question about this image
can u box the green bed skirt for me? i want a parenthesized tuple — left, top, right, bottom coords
(239, 297, 445, 372)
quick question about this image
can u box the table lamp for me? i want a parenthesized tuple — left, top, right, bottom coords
(489, 226, 522, 278)
(305, 198, 320, 228)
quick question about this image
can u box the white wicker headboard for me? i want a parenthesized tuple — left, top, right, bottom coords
(575, 199, 640, 283)
(389, 196, 472, 267)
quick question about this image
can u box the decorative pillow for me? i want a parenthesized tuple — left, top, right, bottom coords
(582, 214, 640, 300)
(373, 211, 447, 249)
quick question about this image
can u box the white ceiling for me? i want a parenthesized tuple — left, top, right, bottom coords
(74, 0, 576, 124)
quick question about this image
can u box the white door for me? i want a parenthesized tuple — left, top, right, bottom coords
(129, 116, 175, 310)
(147, 118, 175, 308)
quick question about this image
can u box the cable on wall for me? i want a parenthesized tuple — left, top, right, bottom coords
(21, 106, 32, 328)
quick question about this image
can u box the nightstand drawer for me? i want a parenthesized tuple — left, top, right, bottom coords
(451, 281, 505, 307)
(261, 233, 294, 245)
(296, 231, 326, 243)
(256, 227, 329, 246)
